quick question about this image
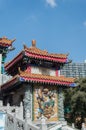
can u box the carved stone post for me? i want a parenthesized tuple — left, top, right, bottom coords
(58, 87, 65, 121)
(5, 103, 10, 130)
(41, 115, 47, 130)
(82, 123, 85, 130)
(72, 123, 75, 128)
(0, 100, 3, 106)
(4, 112, 7, 130)
(18, 102, 23, 119)
(14, 107, 17, 130)
(24, 109, 31, 130)
(7, 103, 10, 113)
(23, 84, 32, 120)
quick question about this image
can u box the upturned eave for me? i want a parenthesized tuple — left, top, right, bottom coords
(0, 72, 76, 91)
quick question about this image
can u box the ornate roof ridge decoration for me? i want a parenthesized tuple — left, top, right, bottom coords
(18, 67, 23, 74)
(0, 36, 16, 47)
(23, 40, 48, 55)
(19, 71, 75, 83)
(24, 40, 68, 58)
(23, 44, 28, 50)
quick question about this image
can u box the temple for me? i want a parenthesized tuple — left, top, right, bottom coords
(0, 38, 76, 125)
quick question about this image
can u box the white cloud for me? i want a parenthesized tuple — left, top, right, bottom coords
(83, 21, 86, 27)
(46, 0, 57, 8)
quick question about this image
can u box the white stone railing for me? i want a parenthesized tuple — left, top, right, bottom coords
(0, 101, 23, 119)
(0, 100, 45, 130)
(0, 100, 86, 130)
(5, 112, 40, 130)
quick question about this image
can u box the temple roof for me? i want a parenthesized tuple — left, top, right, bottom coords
(5, 40, 68, 71)
(24, 40, 68, 59)
(24, 40, 67, 59)
(0, 36, 15, 47)
(19, 73, 75, 86)
(1, 70, 76, 91)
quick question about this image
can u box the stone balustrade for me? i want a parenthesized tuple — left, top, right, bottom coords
(0, 100, 86, 130)
(0, 100, 40, 130)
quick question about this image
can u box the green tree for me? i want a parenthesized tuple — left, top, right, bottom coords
(71, 78, 86, 117)
(64, 78, 86, 124)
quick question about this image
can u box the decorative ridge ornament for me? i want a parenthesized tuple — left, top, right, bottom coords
(23, 44, 28, 50)
(11, 38, 16, 43)
(32, 40, 36, 47)
(18, 67, 22, 74)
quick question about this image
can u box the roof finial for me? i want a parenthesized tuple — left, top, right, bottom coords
(2, 36, 7, 39)
(32, 40, 36, 47)
(23, 44, 27, 49)
(12, 38, 16, 43)
(18, 67, 22, 74)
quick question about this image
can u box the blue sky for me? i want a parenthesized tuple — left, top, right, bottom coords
(0, 0, 86, 63)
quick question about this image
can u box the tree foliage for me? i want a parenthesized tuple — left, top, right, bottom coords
(64, 78, 86, 123)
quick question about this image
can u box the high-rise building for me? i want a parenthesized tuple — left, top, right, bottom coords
(60, 61, 86, 78)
